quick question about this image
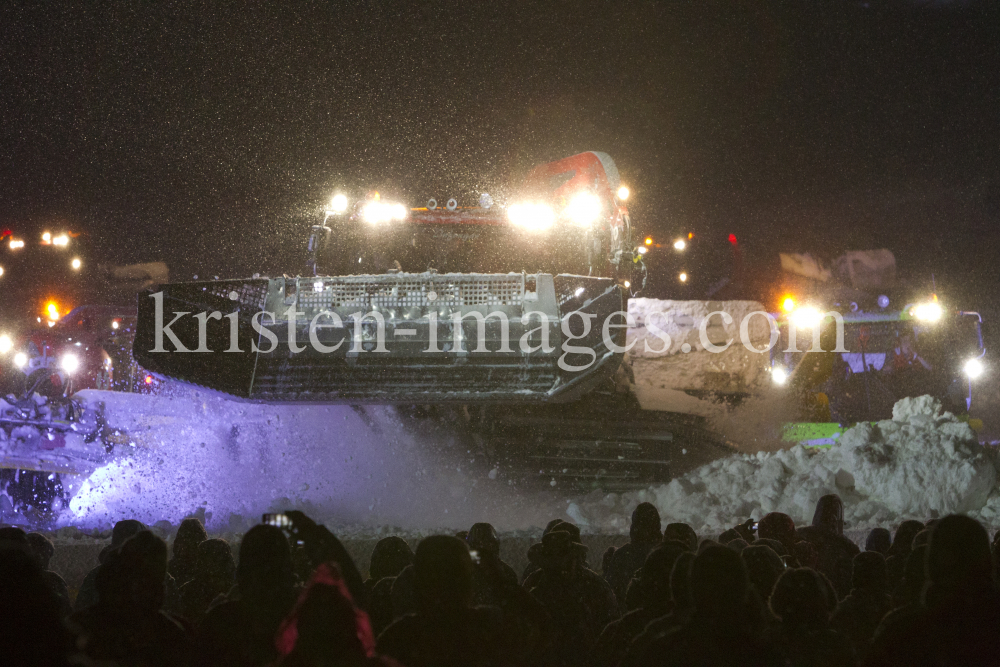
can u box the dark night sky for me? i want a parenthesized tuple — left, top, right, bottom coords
(2, 0, 998, 313)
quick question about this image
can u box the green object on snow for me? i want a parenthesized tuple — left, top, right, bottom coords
(781, 422, 850, 448)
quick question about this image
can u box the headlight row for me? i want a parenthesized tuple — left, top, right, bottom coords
(8, 348, 80, 375)
(508, 192, 606, 231)
(361, 201, 408, 225)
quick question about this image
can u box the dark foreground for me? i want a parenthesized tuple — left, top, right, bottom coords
(4, 497, 1000, 667)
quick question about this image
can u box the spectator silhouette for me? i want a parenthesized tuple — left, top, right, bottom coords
(830, 551, 891, 661)
(888, 543, 927, 611)
(758, 512, 798, 554)
(663, 522, 698, 552)
(592, 540, 687, 667)
(389, 563, 417, 622)
(0, 532, 76, 666)
(633, 545, 776, 667)
(179, 538, 236, 624)
(884, 520, 923, 592)
(75, 518, 146, 611)
(70, 530, 195, 666)
(26, 531, 72, 617)
(866, 515, 1000, 667)
(621, 550, 697, 667)
(366, 536, 414, 636)
(769, 567, 855, 667)
(523, 527, 619, 666)
(197, 524, 299, 666)
(367, 536, 413, 587)
(865, 528, 891, 555)
(275, 563, 400, 667)
(521, 519, 583, 583)
(468, 522, 550, 664)
(992, 530, 1000, 581)
(796, 495, 860, 599)
(755, 536, 789, 556)
(605, 503, 663, 606)
(377, 535, 506, 666)
(467, 522, 519, 607)
(741, 543, 784, 603)
(171, 517, 209, 587)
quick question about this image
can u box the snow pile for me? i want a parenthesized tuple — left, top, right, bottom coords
(841, 396, 996, 518)
(570, 396, 998, 535)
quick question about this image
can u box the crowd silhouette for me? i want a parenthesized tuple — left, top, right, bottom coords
(3, 497, 1000, 666)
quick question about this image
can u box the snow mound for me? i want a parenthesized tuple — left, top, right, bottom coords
(570, 396, 997, 535)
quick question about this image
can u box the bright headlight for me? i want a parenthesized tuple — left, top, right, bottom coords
(964, 358, 984, 380)
(772, 367, 788, 385)
(14, 352, 27, 368)
(60, 353, 80, 375)
(673, 239, 686, 251)
(565, 192, 602, 227)
(913, 301, 943, 322)
(361, 201, 406, 224)
(0, 335, 11, 354)
(330, 193, 348, 213)
(791, 306, 823, 329)
(507, 203, 555, 232)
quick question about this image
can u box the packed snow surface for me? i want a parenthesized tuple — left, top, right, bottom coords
(62, 385, 569, 532)
(626, 299, 771, 416)
(569, 396, 1000, 535)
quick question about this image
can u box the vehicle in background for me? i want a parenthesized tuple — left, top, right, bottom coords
(767, 250, 986, 444)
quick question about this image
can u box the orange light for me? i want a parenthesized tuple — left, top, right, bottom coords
(45, 301, 61, 321)
(781, 296, 796, 313)
(144, 374, 154, 385)
(644, 237, 653, 246)
(688, 232, 694, 239)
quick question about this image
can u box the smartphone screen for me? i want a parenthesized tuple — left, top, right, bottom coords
(262, 513, 292, 529)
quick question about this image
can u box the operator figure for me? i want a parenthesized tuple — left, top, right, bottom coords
(885, 332, 932, 373)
